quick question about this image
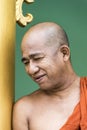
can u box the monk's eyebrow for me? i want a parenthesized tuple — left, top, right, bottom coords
(29, 53, 44, 58)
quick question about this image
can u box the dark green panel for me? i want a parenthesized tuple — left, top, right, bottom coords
(15, 0, 87, 100)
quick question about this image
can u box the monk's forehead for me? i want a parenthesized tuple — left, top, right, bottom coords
(22, 28, 50, 46)
(21, 31, 48, 52)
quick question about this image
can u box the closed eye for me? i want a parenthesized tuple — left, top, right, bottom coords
(23, 61, 29, 65)
(21, 58, 30, 65)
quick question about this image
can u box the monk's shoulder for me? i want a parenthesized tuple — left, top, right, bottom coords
(13, 95, 32, 119)
(13, 90, 43, 129)
(14, 89, 44, 111)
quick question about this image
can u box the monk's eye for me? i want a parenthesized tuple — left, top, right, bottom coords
(23, 60, 30, 65)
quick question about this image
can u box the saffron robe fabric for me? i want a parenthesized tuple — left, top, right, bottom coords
(60, 77, 87, 130)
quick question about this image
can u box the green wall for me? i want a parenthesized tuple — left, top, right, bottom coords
(15, 0, 87, 100)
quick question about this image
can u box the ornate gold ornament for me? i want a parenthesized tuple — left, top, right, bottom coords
(16, 0, 34, 27)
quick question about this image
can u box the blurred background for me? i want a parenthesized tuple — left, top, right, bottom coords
(15, 0, 87, 100)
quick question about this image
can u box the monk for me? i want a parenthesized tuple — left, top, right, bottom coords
(13, 22, 87, 130)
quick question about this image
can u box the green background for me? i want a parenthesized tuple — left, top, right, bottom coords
(15, 0, 87, 100)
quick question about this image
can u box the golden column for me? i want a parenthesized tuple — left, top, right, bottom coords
(0, 0, 34, 129)
(0, 0, 15, 130)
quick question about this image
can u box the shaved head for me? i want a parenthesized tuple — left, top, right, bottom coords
(21, 22, 72, 88)
(22, 22, 69, 50)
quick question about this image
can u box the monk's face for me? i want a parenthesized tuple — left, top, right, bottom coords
(21, 30, 66, 90)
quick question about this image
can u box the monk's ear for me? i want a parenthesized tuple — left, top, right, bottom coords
(59, 45, 70, 61)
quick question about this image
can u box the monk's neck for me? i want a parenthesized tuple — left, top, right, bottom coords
(44, 75, 80, 100)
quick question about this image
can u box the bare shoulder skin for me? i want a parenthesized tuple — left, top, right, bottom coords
(13, 95, 31, 130)
(13, 90, 40, 130)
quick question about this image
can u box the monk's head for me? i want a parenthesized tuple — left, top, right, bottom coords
(21, 22, 69, 52)
(21, 22, 71, 90)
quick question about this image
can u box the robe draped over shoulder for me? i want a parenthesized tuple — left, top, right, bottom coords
(60, 77, 87, 130)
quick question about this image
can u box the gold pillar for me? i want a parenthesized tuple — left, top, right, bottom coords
(0, 0, 15, 130)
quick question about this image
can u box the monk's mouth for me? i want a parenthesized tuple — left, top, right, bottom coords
(33, 74, 46, 83)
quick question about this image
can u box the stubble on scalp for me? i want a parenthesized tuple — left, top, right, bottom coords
(22, 22, 69, 50)
(42, 23, 69, 49)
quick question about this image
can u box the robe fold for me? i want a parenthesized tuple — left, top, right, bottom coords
(60, 77, 87, 130)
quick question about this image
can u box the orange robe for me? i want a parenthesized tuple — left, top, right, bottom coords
(60, 77, 87, 130)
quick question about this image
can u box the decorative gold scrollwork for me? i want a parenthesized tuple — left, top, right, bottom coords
(16, 0, 34, 27)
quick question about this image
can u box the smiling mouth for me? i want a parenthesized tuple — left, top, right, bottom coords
(33, 74, 46, 83)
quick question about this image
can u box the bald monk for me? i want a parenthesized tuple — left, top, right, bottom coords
(13, 22, 87, 130)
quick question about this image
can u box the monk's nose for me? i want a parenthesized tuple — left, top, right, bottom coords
(27, 62, 39, 76)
